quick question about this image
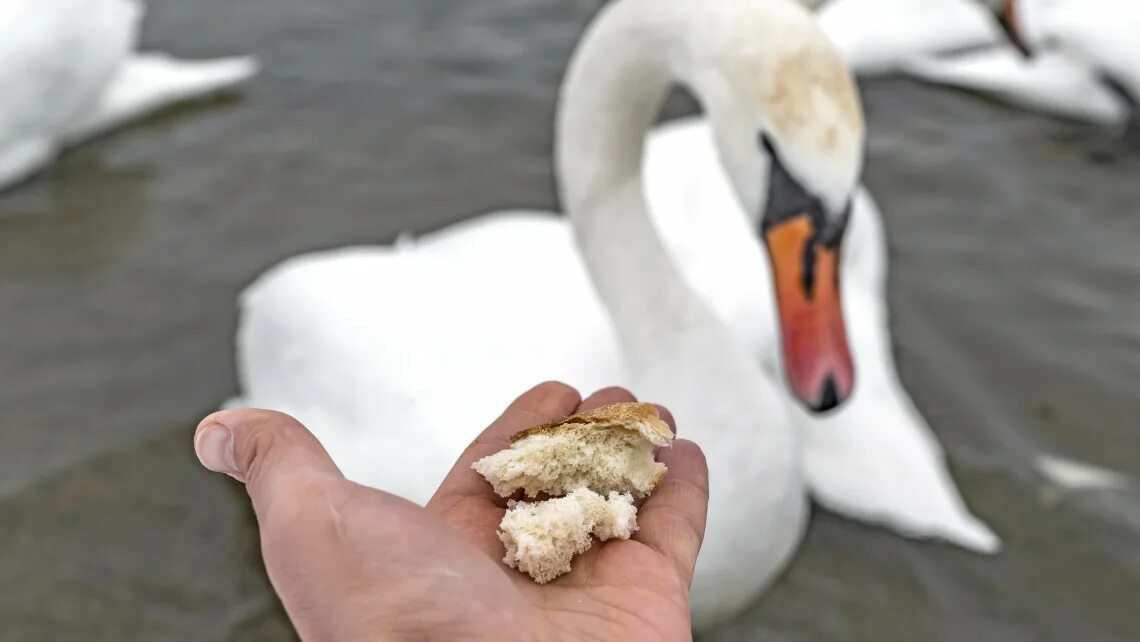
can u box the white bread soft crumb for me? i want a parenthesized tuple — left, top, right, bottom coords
(472, 423, 667, 499)
(474, 403, 671, 584)
(499, 488, 637, 583)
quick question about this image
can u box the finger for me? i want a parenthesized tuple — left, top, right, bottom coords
(577, 386, 638, 412)
(652, 404, 677, 434)
(634, 439, 709, 585)
(194, 408, 346, 519)
(428, 381, 581, 509)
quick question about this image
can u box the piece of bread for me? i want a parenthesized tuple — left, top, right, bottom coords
(472, 402, 673, 583)
(472, 402, 674, 499)
(499, 488, 638, 584)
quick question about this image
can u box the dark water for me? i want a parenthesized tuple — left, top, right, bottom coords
(1, 0, 1138, 639)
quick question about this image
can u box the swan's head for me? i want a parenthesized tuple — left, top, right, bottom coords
(698, 17, 864, 412)
(994, 0, 1046, 58)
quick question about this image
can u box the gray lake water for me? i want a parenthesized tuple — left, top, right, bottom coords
(1, 0, 1138, 640)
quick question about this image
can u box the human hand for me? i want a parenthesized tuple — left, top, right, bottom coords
(193, 382, 709, 641)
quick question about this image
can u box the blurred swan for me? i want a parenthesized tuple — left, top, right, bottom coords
(0, 0, 258, 191)
(237, 0, 993, 626)
(807, 0, 1132, 131)
(994, 0, 1139, 137)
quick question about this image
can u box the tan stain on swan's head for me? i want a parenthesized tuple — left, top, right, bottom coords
(759, 41, 863, 153)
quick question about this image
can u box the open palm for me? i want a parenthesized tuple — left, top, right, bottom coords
(194, 382, 709, 641)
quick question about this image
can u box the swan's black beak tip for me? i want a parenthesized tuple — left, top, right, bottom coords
(809, 375, 843, 414)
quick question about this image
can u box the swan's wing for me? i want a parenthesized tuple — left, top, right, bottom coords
(901, 48, 1128, 126)
(235, 212, 625, 503)
(64, 54, 259, 143)
(817, 0, 999, 75)
(0, 0, 138, 188)
(806, 188, 999, 552)
(803, 276, 1001, 553)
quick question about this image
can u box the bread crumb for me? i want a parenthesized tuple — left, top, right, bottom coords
(473, 402, 673, 584)
(499, 488, 637, 584)
(472, 402, 672, 499)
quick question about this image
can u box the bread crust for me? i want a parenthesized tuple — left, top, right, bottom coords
(510, 402, 674, 447)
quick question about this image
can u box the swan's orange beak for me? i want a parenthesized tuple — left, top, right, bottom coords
(995, 0, 1032, 58)
(763, 215, 854, 412)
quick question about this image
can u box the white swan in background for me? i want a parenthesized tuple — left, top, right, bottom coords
(0, 0, 258, 192)
(236, 0, 994, 626)
(813, 0, 1001, 75)
(807, 0, 1133, 131)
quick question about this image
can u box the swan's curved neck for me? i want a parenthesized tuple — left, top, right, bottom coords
(555, 0, 755, 393)
(555, 4, 806, 617)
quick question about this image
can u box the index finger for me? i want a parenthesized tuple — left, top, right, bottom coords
(427, 381, 581, 511)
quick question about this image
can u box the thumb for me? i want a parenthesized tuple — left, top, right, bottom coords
(193, 408, 345, 517)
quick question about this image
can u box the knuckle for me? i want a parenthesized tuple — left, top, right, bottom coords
(593, 386, 637, 402)
(259, 472, 344, 536)
(534, 381, 581, 409)
(504, 381, 581, 427)
(535, 380, 583, 405)
(236, 411, 311, 485)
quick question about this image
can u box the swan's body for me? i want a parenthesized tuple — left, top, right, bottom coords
(237, 0, 994, 627)
(0, 0, 257, 191)
(239, 211, 625, 504)
(814, 0, 1001, 75)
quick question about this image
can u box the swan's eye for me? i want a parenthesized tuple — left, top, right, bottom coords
(758, 132, 777, 157)
(759, 132, 823, 233)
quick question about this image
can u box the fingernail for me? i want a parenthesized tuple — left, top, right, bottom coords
(195, 422, 238, 475)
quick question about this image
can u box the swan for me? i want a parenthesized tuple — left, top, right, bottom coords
(235, 0, 992, 626)
(0, 0, 258, 192)
(994, 0, 1139, 139)
(813, 0, 1002, 75)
